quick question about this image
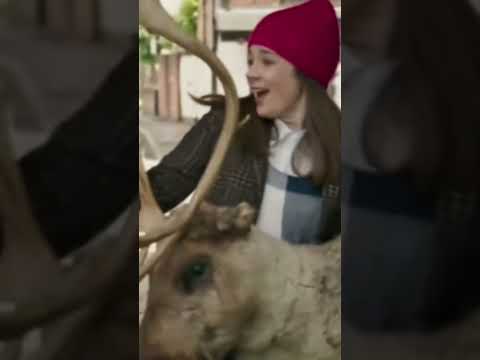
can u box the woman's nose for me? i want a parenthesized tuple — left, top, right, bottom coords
(246, 63, 260, 81)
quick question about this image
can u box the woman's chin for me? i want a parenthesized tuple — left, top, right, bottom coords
(255, 106, 275, 119)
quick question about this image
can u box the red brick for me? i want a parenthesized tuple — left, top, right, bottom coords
(158, 57, 169, 118)
(167, 54, 181, 121)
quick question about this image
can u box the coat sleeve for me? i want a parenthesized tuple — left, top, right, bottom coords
(18, 46, 138, 257)
(147, 110, 223, 212)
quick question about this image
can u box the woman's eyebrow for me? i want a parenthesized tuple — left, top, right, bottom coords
(258, 48, 275, 56)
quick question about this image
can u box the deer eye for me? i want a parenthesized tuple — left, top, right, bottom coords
(179, 258, 212, 295)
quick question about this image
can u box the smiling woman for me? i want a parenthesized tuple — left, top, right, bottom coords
(147, 0, 341, 246)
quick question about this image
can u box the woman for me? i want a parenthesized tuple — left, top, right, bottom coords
(148, 0, 341, 244)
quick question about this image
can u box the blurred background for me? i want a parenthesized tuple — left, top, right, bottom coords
(0, 0, 135, 158)
(341, 1, 480, 358)
(0, 2, 137, 358)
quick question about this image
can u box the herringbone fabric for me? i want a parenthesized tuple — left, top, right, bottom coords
(147, 110, 267, 216)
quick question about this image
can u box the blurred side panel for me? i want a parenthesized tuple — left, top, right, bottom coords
(342, 1, 480, 359)
(0, 0, 138, 359)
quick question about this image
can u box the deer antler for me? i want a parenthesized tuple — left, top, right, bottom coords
(138, 0, 240, 277)
(0, 66, 138, 339)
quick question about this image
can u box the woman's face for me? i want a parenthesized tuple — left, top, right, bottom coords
(246, 46, 305, 122)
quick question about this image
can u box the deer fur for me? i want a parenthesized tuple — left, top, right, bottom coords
(141, 202, 340, 360)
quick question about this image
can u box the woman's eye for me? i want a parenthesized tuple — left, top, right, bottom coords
(179, 260, 211, 295)
(262, 58, 275, 66)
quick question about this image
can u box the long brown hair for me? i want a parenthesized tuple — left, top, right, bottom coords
(193, 72, 341, 187)
(364, 0, 480, 193)
(377, 0, 480, 326)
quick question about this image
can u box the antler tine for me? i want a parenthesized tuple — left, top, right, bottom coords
(138, 0, 239, 253)
(139, 155, 167, 243)
(139, 155, 159, 210)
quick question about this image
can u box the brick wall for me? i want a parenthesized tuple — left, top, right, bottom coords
(140, 54, 182, 121)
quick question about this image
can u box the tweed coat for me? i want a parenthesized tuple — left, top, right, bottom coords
(147, 109, 341, 242)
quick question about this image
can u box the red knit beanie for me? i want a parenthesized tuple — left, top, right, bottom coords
(248, 0, 340, 88)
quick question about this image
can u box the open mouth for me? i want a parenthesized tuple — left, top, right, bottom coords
(252, 89, 269, 102)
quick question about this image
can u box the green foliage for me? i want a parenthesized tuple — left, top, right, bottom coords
(139, 26, 157, 64)
(138, 0, 199, 63)
(177, 0, 199, 36)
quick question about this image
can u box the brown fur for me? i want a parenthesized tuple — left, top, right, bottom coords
(141, 202, 341, 360)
